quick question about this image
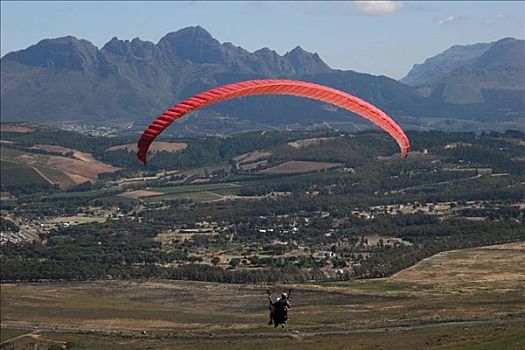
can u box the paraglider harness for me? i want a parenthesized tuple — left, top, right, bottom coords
(267, 289, 292, 328)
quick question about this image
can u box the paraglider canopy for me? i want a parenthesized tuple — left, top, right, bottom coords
(137, 79, 410, 164)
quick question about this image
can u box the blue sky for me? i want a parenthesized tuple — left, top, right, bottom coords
(1, 1, 524, 79)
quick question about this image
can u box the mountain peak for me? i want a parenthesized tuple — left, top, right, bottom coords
(400, 37, 524, 106)
(496, 37, 519, 44)
(158, 26, 225, 64)
(290, 45, 306, 53)
(160, 26, 214, 42)
(2, 35, 98, 71)
(284, 46, 330, 74)
(401, 41, 494, 86)
(102, 36, 155, 59)
(476, 37, 525, 70)
(102, 37, 130, 55)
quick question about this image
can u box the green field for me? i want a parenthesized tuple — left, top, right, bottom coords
(1, 243, 524, 349)
(42, 189, 113, 200)
(144, 183, 242, 202)
(0, 160, 51, 187)
(37, 166, 77, 188)
(141, 174, 313, 202)
(151, 182, 241, 194)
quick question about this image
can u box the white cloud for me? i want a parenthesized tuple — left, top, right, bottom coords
(436, 15, 458, 25)
(484, 13, 506, 24)
(353, 1, 404, 15)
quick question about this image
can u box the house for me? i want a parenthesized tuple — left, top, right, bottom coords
(318, 250, 335, 258)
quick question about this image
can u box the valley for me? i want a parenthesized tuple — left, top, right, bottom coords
(1, 124, 523, 282)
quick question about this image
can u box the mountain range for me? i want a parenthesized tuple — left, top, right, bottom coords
(1, 26, 524, 134)
(401, 38, 525, 108)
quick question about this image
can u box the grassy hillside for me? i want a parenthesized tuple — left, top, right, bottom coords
(1, 242, 523, 349)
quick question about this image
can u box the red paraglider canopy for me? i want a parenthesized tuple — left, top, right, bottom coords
(137, 79, 410, 164)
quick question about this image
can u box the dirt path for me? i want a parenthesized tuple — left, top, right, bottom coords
(0, 330, 39, 345)
(205, 191, 225, 199)
(29, 166, 54, 185)
(2, 317, 523, 340)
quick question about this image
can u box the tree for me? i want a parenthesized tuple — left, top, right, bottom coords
(229, 258, 240, 267)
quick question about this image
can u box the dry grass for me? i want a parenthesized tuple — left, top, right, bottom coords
(233, 151, 272, 165)
(31, 144, 99, 163)
(31, 144, 75, 155)
(63, 172, 91, 184)
(106, 142, 188, 153)
(38, 323, 525, 350)
(47, 216, 106, 224)
(365, 235, 396, 246)
(2, 243, 524, 332)
(261, 161, 341, 174)
(120, 189, 165, 199)
(240, 160, 268, 171)
(391, 242, 525, 292)
(1, 242, 524, 349)
(33, 144, 108, 163)
(287, 137, 334, 149)
(0, 125, 33, 133)
(46, 155, 121, 184)
(0, 328, 29, 342)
